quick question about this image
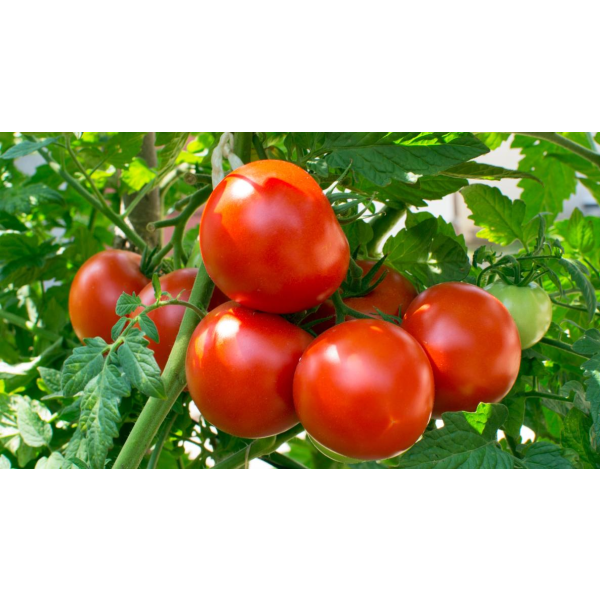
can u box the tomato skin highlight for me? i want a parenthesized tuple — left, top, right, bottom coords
(311, 260, 417, 333)
(133, 269, 229, 371)
(402, 282, 521, 418)
(185, 301, 312, 439)
(293, 319, 434, 461)
(485, 281, 552, 349)
(200, 160, 350, 314)
(68, 250, 149, 343)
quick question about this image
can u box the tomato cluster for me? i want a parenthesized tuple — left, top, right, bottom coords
(69, 160, 536, 463)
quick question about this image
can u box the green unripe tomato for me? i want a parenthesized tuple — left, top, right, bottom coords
(485, 281, 552, 349)
(308, 435, 364, 464)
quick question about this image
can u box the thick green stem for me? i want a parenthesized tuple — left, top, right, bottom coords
(539, 337, 588, 358)
(517, 132, 600, 169)
(234, 132, 253, 163)
(366, 207, 406, 256)
(113, 263, 214, 469)
(147, 411, 178, 469)
(212, 424, 304, 469)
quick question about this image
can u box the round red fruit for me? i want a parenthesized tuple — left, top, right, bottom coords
(200, 160, 350, 314)
(186, 301, 312, 438)
(293, 319, 434, 461)
(69, 249, 149, 343)
(402, 282, 521, 417)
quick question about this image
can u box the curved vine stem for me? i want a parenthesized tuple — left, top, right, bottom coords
(516, 132, 600, 168)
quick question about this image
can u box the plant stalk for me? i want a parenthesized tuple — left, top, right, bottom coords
(113, 263, 214, 469)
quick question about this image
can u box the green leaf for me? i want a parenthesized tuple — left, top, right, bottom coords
(0, 454, 10, 468)
(16, 397, 52, 448)
(61, 337, 108, 396)
(0, 137, 59, 159)
(117, 329, 165, 398)
(139, 314, 159, 343)
(121, 157, 156, 192)
(461, 184, 529, 247)
(561, 408, 598, 468)
(358, 174, 468, 208)
(342, 220, 373, 253)
(405, 211, 467, 251)
(476, 133, 510, 150)
(580, 178, 600, 204)
(115, 292, 142, 316)
(384, 218, 470, 286)
(513, 136, 578, 220)
(324, 132, 490, 186)
(396, 404, 514, 469)
(37, 367, 62, 395)
(65, 365, 125, 469)
(573, 329, 600, 355)
(521, 442, 574, 469)
(0, 184, 63, 214)
(555, 208, 596, 253)
(558, 258, 597, 322)
(443, 161, 542, 183)
(35, 452, 76, 469)
(502, 395, 525, 439)
(104, 132, 146, 169)
(111, 316, 128, 341)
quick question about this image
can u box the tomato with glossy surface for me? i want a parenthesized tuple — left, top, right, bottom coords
(402, 282, 521, 417)
(186, 301, 312, 438)
(310, 260, 417, 333)
(293, 319, 434, 461)
(200, 160, 350, 314)
(132, 269, 229, 371)
(485, 281, 552, 349)
(69, 250, 150, 343)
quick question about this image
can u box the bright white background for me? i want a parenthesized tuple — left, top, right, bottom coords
(1, 1, 598, 599)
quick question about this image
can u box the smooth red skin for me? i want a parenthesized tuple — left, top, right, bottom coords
(311, 260, 418, 334)
(68, 250, 149, 343)
(402, 282, 521, 418)
(133, 269, 230, 371)
(293, 319, 434, 461)
(200, 160, 350, 314)
(186, 301, 312, 439)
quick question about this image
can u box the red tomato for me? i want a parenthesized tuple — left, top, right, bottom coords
(311, 260, 417, 333)
(186, 301, 312, 438)
(402, 282, 521, 417)
(69, 250, 149, 343)
(293, 319, 434, 460)
(132, 269, 229, 371)
(200, 160, 350, 314)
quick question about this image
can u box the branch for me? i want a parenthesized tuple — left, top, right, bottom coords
(112, 263, 214, 468)
(516, 132, 600, 169)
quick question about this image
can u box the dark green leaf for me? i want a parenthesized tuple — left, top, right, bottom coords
(561, 408, 598, 468)
(111, 317, 128, 341)
(558, 258, 596, 322)
(139, 314, 159, 343)
(0, 137, 59, 159)
(115, 292, 142, 316)
(61, 338, 108, 396)
(522, 442, 574, 469)
(37, 367, 62, 395)
(117, 329, 165, 398)
(324, 132, 490, 186)
(396, 404, 514, 469)
(384, 218, 470, 286)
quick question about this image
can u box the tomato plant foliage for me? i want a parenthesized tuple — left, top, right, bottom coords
(1, 131, 600, 469)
